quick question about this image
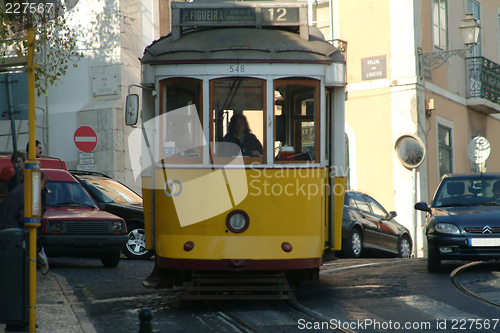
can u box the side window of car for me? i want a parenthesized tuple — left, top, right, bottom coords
(344, 193, 356, 208)
(364, 195, 387, 217)
(350, 192, 371, 213)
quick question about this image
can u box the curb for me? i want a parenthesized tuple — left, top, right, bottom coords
(52, 273, 98, 333)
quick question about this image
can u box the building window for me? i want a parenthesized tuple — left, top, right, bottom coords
(438, 125, 453, 178)
(433, 0, 448, 50)
(467, 0, 481, 57)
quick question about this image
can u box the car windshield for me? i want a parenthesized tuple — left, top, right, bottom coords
(82, 178, 142, 204)
(433, 177, 500, 207)
(46, 181, 96, 208)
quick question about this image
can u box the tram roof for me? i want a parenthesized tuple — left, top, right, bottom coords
(142, 27, 344, 65)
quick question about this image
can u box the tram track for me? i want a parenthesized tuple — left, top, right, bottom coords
(285, 299, 358, 333)
(208, 299, 358, 333)
(450, 261, 500, 309)
(209, 300, 261, 333)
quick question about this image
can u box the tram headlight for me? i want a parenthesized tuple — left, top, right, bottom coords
(226, 210, 249, 233)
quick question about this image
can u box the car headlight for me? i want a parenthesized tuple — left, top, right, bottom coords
(226, 210, 249, 233)
(49, 221, 63, 232)
(435, 223, 460, 235)
(112, 221, 123, 231)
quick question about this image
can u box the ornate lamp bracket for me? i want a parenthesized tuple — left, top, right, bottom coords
(418, 46, 470, 71)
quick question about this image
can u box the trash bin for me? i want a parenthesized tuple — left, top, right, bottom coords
(0, 228, 29, 327)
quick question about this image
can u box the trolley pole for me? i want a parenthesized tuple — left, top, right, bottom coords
(24, 25, 41, 333)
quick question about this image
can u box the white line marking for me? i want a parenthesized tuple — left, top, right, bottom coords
(396, 295, 483, 320)
(320, 262, 387, 275)
(75, 136, 97, 142)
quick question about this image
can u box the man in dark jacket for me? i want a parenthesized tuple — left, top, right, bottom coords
(0, 172, 49, 274)
(7, 152, 26, 193)
(0, 181, 26, 231)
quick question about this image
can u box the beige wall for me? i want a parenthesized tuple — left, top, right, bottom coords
(345, 89, 394, 209)
(334, 0, 397, 210)
(481, 0, 500, 62)
(425, 91, 500, 199)
(338, 0, 391, 84)
(421, 0, 500, 199)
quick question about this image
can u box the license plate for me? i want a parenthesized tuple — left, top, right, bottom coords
(467, 238, 500, 247)
(74, 239, 103, 247)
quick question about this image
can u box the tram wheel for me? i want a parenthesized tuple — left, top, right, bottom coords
(345, 228, 363, 258)
(427, 243, 441, 273)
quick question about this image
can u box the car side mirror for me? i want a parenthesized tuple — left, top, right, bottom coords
(387, 211, 397, 219)
(125, 94, 139, 126)
(97, 202, 106, 210)
(414, 202, 431, 213)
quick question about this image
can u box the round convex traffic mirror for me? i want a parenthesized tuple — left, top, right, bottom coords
(395, 134, 426, 169)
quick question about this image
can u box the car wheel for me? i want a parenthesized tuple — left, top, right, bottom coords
(398, 235, 412, 258)
(124, 223, 154, 260)
(427, 243, 441, 273)
(101, 252, 121, 268)
(345, 228, 363, 258)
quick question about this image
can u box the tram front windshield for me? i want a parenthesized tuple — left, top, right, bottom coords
(211, 78, 265, 160)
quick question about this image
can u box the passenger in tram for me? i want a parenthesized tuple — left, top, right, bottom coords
(222, 113, 263, 157)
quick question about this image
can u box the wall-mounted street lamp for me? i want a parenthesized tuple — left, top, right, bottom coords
(419, 13, 481, 72)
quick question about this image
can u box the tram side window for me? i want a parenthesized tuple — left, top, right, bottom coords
(211, 78, 265, 162)
(161, 79, 203, 161)
(274, 79, 319, 163)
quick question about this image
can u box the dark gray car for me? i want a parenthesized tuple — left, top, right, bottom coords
(415, 173, 500, 272)
(70, 170, 154, 260)
(342, 191, 412, 258)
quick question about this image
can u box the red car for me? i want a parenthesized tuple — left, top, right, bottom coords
(0, 155, 128, 267)
(41, 169, 128, 267)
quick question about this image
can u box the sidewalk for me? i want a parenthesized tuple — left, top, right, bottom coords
(1, 272, 97, 333)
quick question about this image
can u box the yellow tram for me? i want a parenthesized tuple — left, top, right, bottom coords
(127, 1, 347, 298)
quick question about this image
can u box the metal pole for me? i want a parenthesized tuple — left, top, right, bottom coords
(24, 26, 41, 333)
(6, 73, 20, 186)
(44, 38, 50, 156)
(413, 167, 418, 257)
(329, 0, 334, 41)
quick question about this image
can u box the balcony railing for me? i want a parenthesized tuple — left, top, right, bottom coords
(468, 57, 500, 112)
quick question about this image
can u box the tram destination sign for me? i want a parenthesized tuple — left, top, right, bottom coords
(175, 4, 302, 27)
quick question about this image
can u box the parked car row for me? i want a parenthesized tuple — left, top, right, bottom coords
(341, 173, 500, 273)
(3, 154, 499, 272)
(0, 154, 151, 268)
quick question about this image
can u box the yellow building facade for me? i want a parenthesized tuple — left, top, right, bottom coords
(313, 0, 500, 256)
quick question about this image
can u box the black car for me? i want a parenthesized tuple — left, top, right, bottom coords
(342, 191, 412, 258)
(70, 170, 154, 260)
(415, 173, 500, 272)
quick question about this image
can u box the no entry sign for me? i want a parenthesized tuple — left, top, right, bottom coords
(74, 126, 98, 153)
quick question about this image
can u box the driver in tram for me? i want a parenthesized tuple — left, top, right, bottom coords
(222, 114, 263, 157)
